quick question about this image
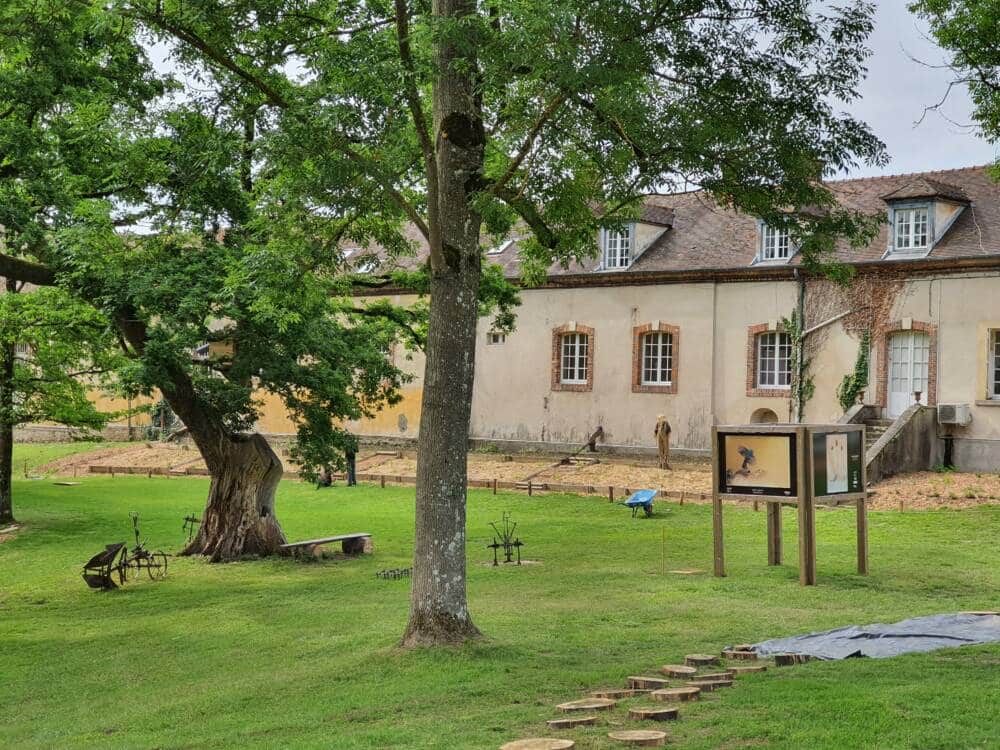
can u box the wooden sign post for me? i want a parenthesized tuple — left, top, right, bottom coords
(711, 423, 868, 586)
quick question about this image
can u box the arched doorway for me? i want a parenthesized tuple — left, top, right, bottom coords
(750, 408, 779, 424)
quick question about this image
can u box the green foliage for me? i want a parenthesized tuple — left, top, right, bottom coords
(837, 330, 871, 413)
(0, 286, 123, 431)
(2, 473, 1000, 747)
(912, 0, 1000, 163)
(781, 310, 814, 421)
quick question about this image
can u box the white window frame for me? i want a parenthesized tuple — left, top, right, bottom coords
(14, 342, 31, 358)
(756, 331, 792, 389)
(759, 224, 792, 262)
(641, 331, 674, 385)
(602, 225, 634, 270)
(892, 205, 930, 252)
(991, 330, 1000, 401)
(560, 332, 589, 384)
(488, 331, 506, 345)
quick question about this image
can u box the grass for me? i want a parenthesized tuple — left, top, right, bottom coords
(2, 445, 999, 749)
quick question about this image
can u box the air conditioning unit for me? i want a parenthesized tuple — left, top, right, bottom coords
(937, 403, 972, 426)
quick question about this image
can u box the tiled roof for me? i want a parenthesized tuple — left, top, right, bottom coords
(368, 164, 1000, 280)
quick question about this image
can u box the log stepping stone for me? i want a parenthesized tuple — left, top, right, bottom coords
(500, 740, 575, 750)
(774, 653, 811, 666)
(690, 672, 733, 683)
(727, 665, 767, 676)
(651, 686, 700, 702)
(607, 729, 667, 747)
(556, 697, 617, 713)
(659, 664, 696, 678)
(628, 706, 679, 722)
(686, 679, 732, 691)
(722, 649, 758, 661)
(546, 716, 596, 730)
(685, 653, 720, 667)
(628, 676, 670, 690)
(591, 689, 635, 699)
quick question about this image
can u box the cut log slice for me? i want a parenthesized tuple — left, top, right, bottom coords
(546, 716, 597, 730)
(650, 686, 700, 702)
(690, 672, 733, 682)
(628, 706, 679, 722)
(607, 729, 667, 747)
(774, 654, 811, 666)
(556, 698, 617, 713)
(732, 643, 753, 651)
(722, 649, 758, 661)
(686, 679, 732, 691)
(727, 665, 768, 676)
(500, 740, 575, 750)
(659, 664, 697, 678)
(628, 676, 671, 690)
(684, 653, 720, 666)
(591, 689, 635, 699)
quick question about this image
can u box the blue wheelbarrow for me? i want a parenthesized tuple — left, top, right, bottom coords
(624, 489, 657, 518)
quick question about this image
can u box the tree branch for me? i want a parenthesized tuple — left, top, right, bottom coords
(0, 254, 57, 286)
(490, 93, 566, 193)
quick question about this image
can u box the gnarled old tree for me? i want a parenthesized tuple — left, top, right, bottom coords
(6, 0, 886, 640)
(0, 0, 417, 558)
(127, 0, 884, 644)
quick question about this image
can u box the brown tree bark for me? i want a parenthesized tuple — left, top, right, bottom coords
(113, 308, 287, 561)
(400, 0, 483, 646)
(0, 277, 17, 525)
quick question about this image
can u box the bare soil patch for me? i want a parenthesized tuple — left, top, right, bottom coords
(869, 470, 1000, 511)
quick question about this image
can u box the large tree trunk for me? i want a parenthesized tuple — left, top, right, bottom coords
(112, 307, 286, 561)
(181, 433, 285, 561)
(401, 0, 484, 647)
(0, 278, 16, 525)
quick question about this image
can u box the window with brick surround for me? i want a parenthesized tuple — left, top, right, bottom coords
(642, 331, 674, 385)
(991, 330, 1000, 400)
(560, 332, 589, 384)
(756, 331, 792, 388)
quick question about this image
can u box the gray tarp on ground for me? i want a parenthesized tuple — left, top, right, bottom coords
(752, 612, 1000, 660)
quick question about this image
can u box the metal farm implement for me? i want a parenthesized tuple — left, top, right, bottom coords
(81, 512, 168, 590)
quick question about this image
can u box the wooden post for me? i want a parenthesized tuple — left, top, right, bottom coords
(380, 474, 385, 488)
(527, 481, 533, 497)
(492, 478, 497, 495)
(711, 427, 725, 577)
(766, 502, 782, 566)
(797, 427, 817, 586)
(608, 486, 614, 503)
(856, 497, 869, 575)
(661, 526, 666, 576)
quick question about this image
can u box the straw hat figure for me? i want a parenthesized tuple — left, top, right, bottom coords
(654, 414, 672, 470)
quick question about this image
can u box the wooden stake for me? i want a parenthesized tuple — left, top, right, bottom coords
(492, 478, 497, 495)
(753, 500, 759, 512)
(380, 474, 385, 488)
(766, 502, 782, 566)
(661, 526, 666, 576)
(797, 427, 817, 586)
(856, 496, 869, 575)
(528, 481, 533, 497)
(608, 486, 614, 503)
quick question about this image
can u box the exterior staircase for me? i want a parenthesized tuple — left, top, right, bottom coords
(863, 418, 893, 452)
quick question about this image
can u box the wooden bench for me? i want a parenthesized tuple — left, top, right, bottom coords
(280, 533, 373, 558)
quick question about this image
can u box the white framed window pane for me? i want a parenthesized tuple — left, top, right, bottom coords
(894, 208, 929, 251)
(761, 225, 790, 260)
(561, 333, 589, 383)
(641, 332, 673, 385)
(914, 208, 928, 247)
(603, 226, 632, 269)
(993, 331, 1000, 398)
(757, 331, 791, 388)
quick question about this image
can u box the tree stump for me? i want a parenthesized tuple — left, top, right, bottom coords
(342, 536, 373, 555)
(650, 687, 700, 702)
(546, 716, 596, 730)
(591, 689, 634, 699)
(684, 653, 720, 667)
(556, 698, 616, 713)
(686, 679, 732, 691)
(722, 649, 758, 661)
(774, 653, 811, 666)
(659, 664, 697, 678)
(607, 729, 667, 747)
(627, 676, 670, 690)
(628, 706, 679, 722)
(727, 665, 767, 676)
(690, 672, 733, 683)
(500, 740, 575, 750)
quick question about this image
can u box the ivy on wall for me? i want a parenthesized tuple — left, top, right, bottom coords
(837, 330, 871, 412)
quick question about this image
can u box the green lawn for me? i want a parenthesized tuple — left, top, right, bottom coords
(2, 452, 999, 749)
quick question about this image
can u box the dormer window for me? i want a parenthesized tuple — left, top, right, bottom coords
(893, 206, 929, 251)
(759, 224, 791, 262)
(602, 225, 633, 269)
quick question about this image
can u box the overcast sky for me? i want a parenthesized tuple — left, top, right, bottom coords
(846, 0, 997, 178)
